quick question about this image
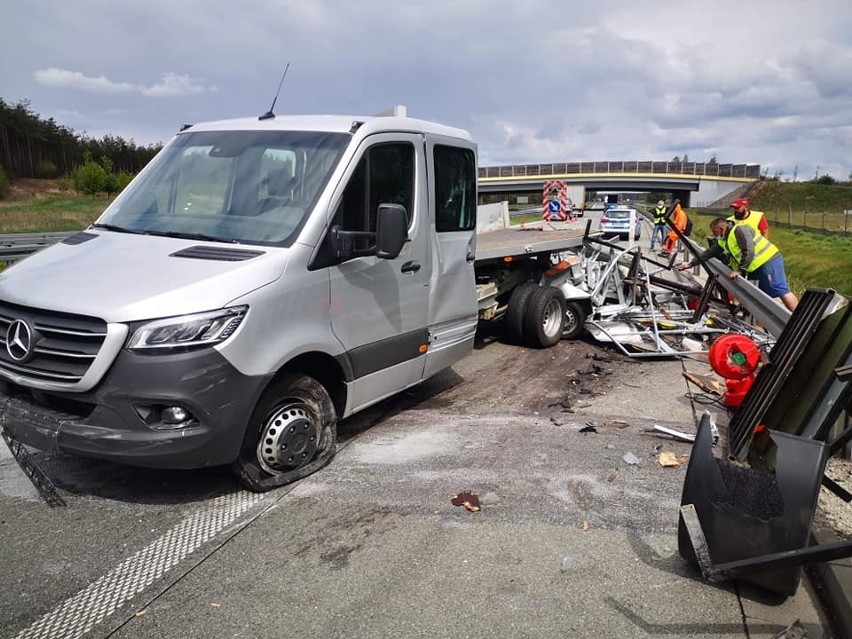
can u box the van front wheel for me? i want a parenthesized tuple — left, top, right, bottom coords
(232, 374, 337, 492)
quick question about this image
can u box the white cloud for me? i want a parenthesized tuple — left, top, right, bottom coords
(33, 68, 213, 97)
(2, 0, 849, 178)
(142, 72, 215, 97)
(33, 68, 137, 94)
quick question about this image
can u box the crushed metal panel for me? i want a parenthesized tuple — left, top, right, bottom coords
(679, 415, 830, 596)
(727, 289, 845, 460)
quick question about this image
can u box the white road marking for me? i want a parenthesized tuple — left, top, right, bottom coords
(15, 490, 264, 639)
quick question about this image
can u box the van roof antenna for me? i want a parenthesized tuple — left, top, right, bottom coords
(259, 64, 289, 121)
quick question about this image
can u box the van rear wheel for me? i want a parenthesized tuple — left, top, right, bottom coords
(232, 373, 337, 492)
(523, 286, 567, 348)
(505, 282, 538, 344)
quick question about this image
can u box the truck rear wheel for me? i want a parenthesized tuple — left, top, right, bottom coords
(232, 373, 337, 492)
(523, 286, 567, 348)
(563, 301, 587, 340)
(505, 282, 538, 344)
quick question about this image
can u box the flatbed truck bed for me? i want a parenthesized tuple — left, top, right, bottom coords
(474, 226, 586, 263)
(473, 222, 592, 347)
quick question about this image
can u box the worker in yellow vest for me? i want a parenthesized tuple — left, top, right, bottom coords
(728, 197, 770, 238)
(650, 199, 668, 251)
(676, 217, 798, 312)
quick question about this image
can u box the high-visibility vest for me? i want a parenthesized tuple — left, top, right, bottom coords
(653, 206, 668, 224)
(717, 223, 778, 273)
(727, 209, 765, 234)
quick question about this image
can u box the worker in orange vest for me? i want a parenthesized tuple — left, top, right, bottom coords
(659, 199, 686, 257)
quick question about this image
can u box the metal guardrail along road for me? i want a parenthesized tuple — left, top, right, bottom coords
(0, 231, 74, 263)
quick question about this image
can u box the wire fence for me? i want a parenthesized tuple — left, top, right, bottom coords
(695, 208, 852, 237)
(764, 208, 852, 236)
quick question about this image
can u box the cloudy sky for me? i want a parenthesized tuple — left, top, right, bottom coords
(2, 0, 851, 180)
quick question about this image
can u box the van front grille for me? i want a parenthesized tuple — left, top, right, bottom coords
(0, 301, 108, 384)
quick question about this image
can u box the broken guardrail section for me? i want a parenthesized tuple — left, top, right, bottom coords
(678, 290, 852, 597)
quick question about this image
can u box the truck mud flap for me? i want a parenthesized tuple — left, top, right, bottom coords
(678, 415, 833, 597)
(233, 424, 337, 492)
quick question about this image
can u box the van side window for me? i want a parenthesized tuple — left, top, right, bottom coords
(334, 143, 415, 240)
(434, 145, 476, 232)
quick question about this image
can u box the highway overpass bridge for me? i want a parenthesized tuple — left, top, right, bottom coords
(477, 160, 760, 207)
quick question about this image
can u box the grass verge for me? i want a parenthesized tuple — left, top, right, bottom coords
(0, 196, 107, 233)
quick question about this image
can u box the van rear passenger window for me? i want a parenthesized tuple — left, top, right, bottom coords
(434, 146, 476, 232)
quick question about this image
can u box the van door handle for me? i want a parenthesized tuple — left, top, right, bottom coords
(401, 260, 421, 274)
(466, 250, 475, 262)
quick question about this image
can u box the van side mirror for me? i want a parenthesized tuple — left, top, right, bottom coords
(327, 203, 408, 263)
(376, 203, 408, 259)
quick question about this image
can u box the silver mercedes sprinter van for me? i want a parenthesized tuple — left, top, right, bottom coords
(0, 107, 479, 491)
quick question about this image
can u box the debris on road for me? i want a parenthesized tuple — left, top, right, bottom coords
(451, 491, 481, 512)
(622, 452, 640, 465)
(769, 619, 807, 639)
(650, 424, 696, 443)
(682, 370, 725, 396)
(579, 421, 598, 433)
(658, 451, 687, 467)
(605, 419, 630, 429)
(0, 428, 66, 508)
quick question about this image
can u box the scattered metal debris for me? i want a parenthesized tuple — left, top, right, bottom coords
(651, 425, 696, 443)
(1, 427, 66, 508)
(679, 414, 852, 596)
(561, 232, 775, 358)
(770, 619, 807, 639)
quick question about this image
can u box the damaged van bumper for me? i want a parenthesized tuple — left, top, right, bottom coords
(0, 348, 271, 469)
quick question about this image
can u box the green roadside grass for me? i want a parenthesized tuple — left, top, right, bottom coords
(689, 210, 852, 296)
(0, 196, 107, 233)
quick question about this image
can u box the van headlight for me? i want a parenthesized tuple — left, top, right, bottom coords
(127, 306, 247, 352)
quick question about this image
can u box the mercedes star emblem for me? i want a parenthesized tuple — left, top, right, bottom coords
(6, 319, 34, 362)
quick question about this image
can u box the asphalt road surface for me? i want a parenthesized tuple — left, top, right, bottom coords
(0, 333, 840, 639)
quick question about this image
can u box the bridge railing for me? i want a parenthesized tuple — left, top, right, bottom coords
(479, 161, 761, 180)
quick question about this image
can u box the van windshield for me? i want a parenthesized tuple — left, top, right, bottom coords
(96, 130, 350, 245)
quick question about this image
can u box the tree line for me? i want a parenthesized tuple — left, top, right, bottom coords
(0, 96, 162, 181)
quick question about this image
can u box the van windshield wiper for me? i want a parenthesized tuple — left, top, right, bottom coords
(90, 223, 141, 234)
(143, 230, 237, 243)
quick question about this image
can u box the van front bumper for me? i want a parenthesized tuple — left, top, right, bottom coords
(0, 348, 272, 469)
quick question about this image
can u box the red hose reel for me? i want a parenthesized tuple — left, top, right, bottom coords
(708, 334, 761, 408)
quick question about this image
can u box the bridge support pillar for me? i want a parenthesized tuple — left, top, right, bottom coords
(673, 190, 691, 207)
